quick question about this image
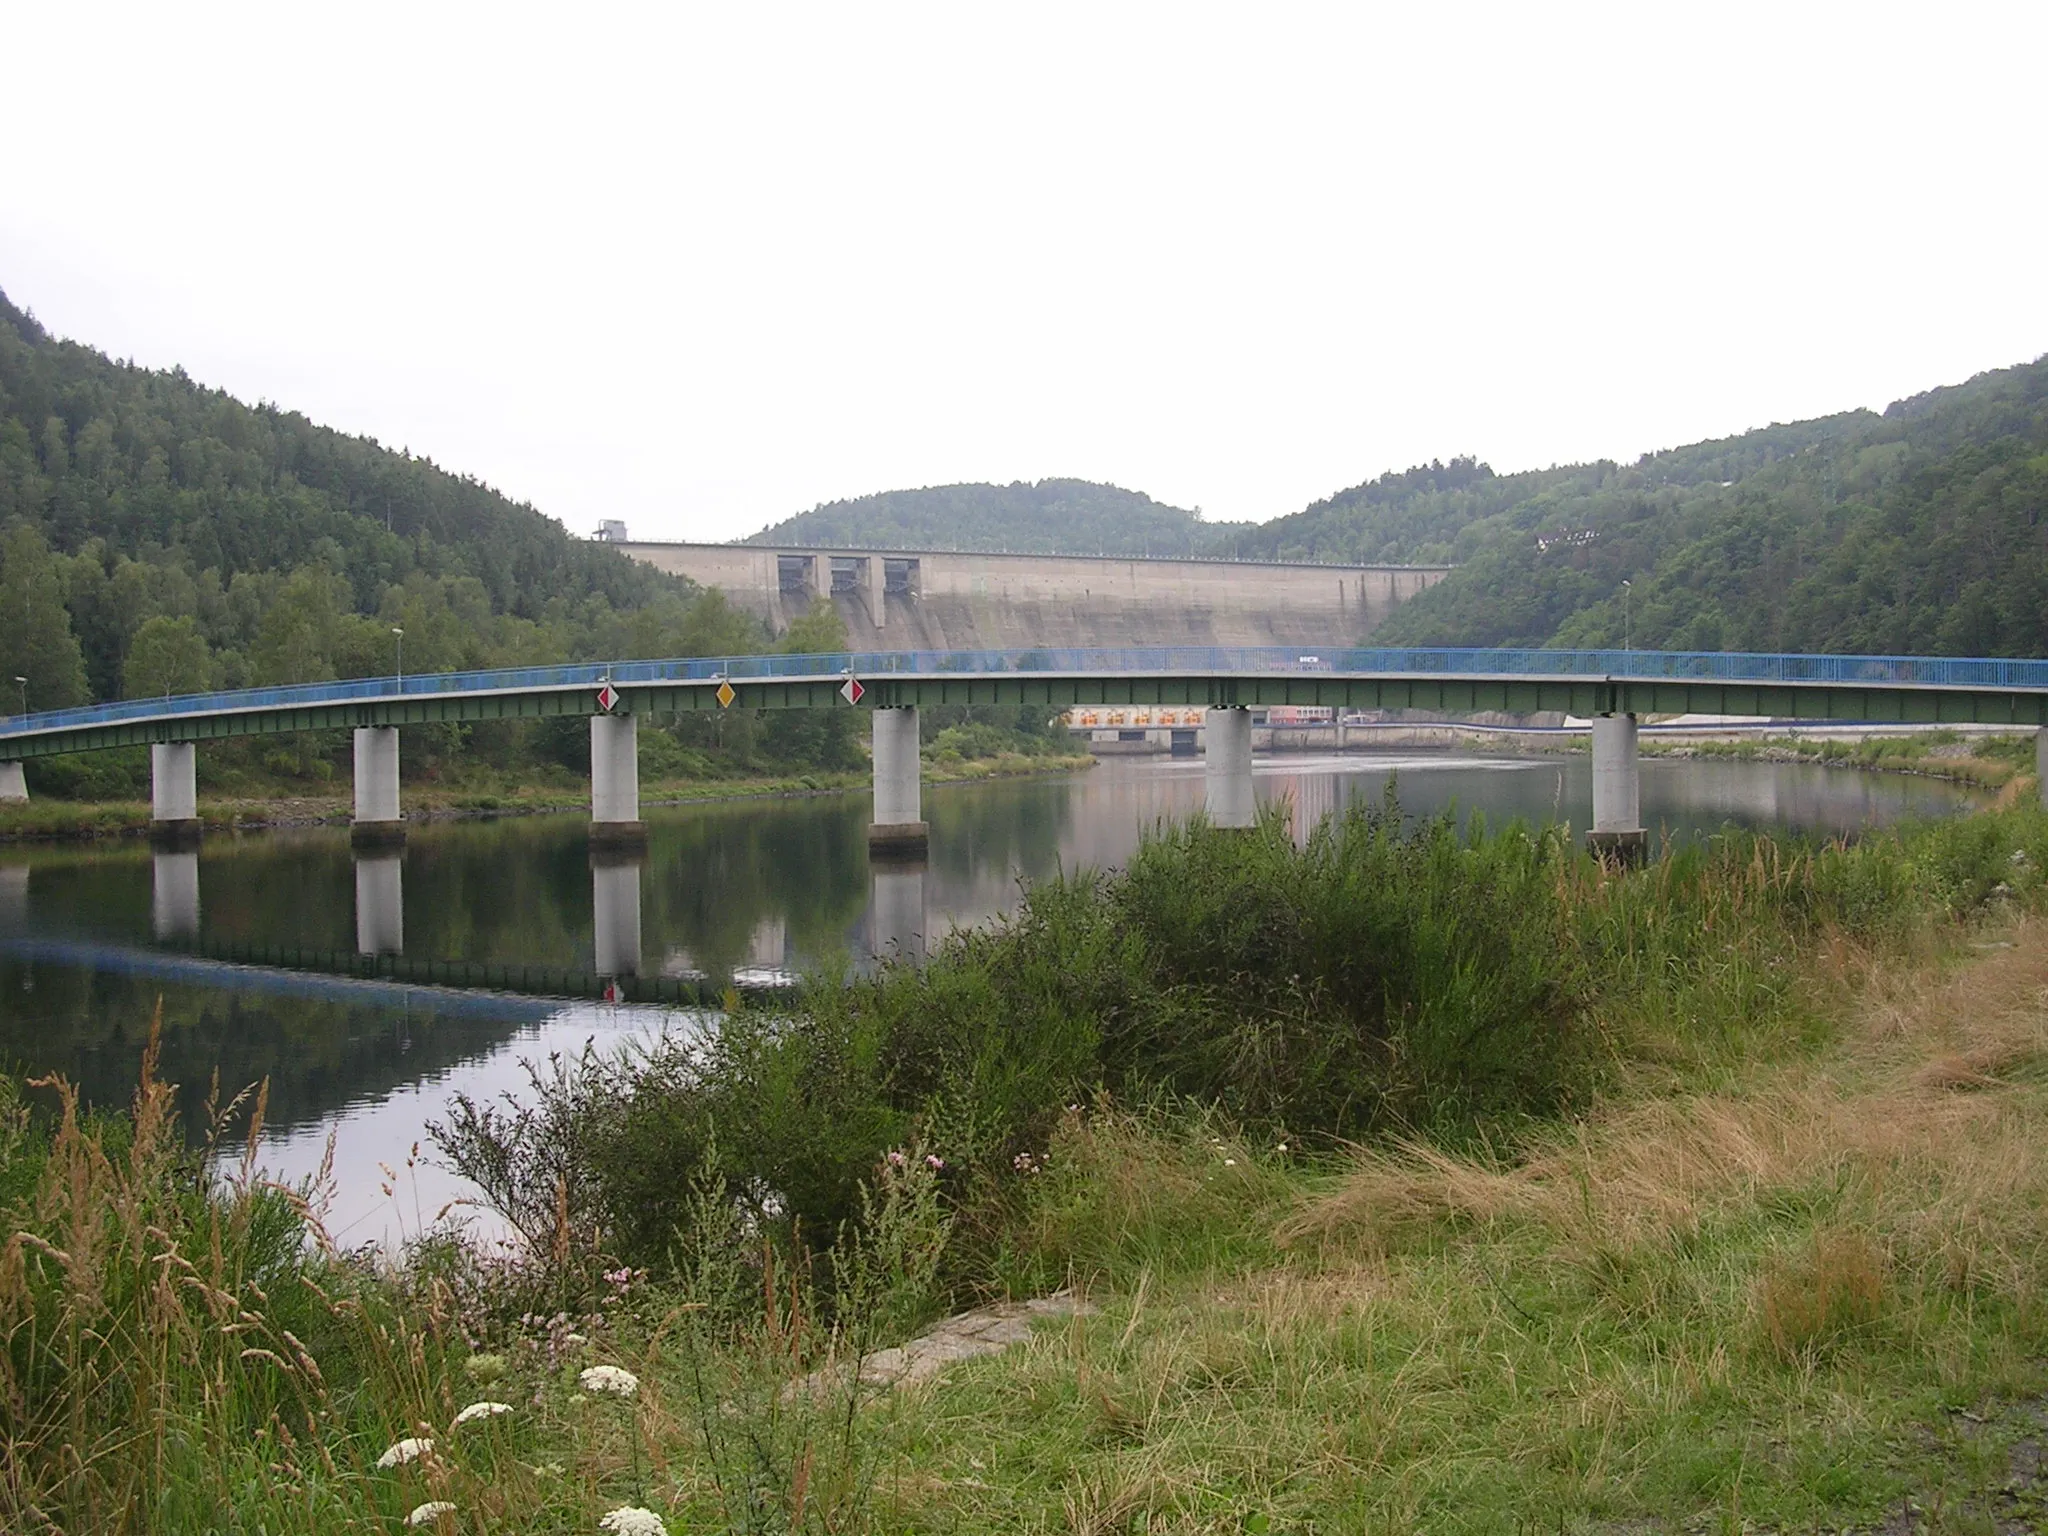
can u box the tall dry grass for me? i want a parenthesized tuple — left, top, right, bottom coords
(1281, 916, 2048, 1355)
(0, 1006, 482, 1532)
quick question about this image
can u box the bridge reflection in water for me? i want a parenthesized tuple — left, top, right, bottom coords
(355, 853, 403, 956)
(153, 851, 200, 941)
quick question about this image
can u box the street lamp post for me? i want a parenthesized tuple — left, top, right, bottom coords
(392, 628, 405, 686)
(12, 677, 25, 718)
(1622, 581, 1632, 656)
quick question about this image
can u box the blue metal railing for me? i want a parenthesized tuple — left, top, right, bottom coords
(6, 646, 2048, 743)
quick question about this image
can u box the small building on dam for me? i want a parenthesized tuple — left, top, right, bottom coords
(614, 542, 1452, 651)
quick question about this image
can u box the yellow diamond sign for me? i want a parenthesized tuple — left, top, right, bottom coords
(715, 680, 736, 709)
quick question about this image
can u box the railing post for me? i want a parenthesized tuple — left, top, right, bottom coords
(869, 706, 928, 857)
(350, 727, 406, 848)
(149, 742, 201, 848)
(1589, 713, 1645, 864)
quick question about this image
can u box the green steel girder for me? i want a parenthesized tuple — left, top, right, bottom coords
(8, 673, 2048, 761)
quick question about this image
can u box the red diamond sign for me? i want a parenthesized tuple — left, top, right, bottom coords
(840, 676, 865, 705)
(595, 683, 620, 712)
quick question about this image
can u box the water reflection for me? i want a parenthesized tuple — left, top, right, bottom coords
(0, 751, 1986, 1239)
(354, 854, 403, 956)
(591, 856, 643, 978)
(0, 864, 25, 930)
(152, 851, 201, 942)
(869, 860, 928, 964)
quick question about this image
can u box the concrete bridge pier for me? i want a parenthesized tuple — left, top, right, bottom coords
(591, 855, 643, 977)
(150, 743, 201, 847)
(151, 850, 200, 941)
(354, 852, 404, 956)
(869, 707, 928, 857)
(1205, 707, 1255, 829)
(350, 727, 406, 848)
(2037, 729, 2048, 809)
(1589, 713, 1646, 863)
(590, 714, 648, 851)
(0, 762, 24, 802)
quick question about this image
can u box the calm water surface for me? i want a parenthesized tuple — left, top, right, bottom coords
(0, 751, 1978, 1244)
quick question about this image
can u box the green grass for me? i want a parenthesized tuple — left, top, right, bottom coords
(1650, 730, 2032, 794)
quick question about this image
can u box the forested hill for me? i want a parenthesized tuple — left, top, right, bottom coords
(1252, 358, 2048, 657)
(748, 479, 1252, 557)
(0, 285, 725, 713)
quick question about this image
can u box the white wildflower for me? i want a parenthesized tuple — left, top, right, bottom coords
(578, 1364, 640, 1398)
(1223, 1158, 1237, 1167)
(452, 1400, 515, 1427)
(376, 1436, 433, 1469)
(406, 1501, 458, 1527)
(598, 1506, 669, 1536)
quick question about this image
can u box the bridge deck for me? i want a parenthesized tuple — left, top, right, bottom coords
(6, 647, 2048, 759)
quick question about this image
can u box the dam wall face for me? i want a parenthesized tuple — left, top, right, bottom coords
(617, 543, 1451, 650)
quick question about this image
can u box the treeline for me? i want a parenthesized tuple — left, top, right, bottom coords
(0, 287, 866, 793)
(1233, 357, 2048, 656)
(749, 477, 1252, 557)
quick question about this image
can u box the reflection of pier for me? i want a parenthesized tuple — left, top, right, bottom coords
(592, 856, 643, 977)
(1, 862, 30, 929)
(153, 851, 200, 940)
(355, 853, 403, 955)
(869, 860, 927, 963)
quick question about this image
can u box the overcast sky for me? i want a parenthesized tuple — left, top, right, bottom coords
(4, 2, 2044, 542)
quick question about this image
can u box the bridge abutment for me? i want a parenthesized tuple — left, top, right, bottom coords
(1589, 713, 1645, 864)
(350, 727, 406, 848)
(869, 706, 928, 857)
(149, 743, 201, 847)
(1205, 707, 1255, 829)
(589, 714, 648, 851)
(2037, 729, 2048, 810)
(0, 762, 24, 802)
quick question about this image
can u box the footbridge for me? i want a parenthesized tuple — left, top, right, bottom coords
(5, 646, 2048, 862)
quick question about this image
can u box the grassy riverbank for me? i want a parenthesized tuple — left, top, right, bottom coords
(9, 800, 2048, 1530)
(1643, 728, 2035, 793)
(0, 748, 1095, 842)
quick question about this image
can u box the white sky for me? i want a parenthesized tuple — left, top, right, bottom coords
(3, 2, 2043, 542)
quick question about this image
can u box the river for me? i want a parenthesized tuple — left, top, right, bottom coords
(0, 750, 1977, 1246)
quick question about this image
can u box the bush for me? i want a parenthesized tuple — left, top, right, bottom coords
(436, 795, 1598, 1280)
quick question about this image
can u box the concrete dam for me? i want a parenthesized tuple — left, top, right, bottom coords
(615, 543, 1452, 649)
